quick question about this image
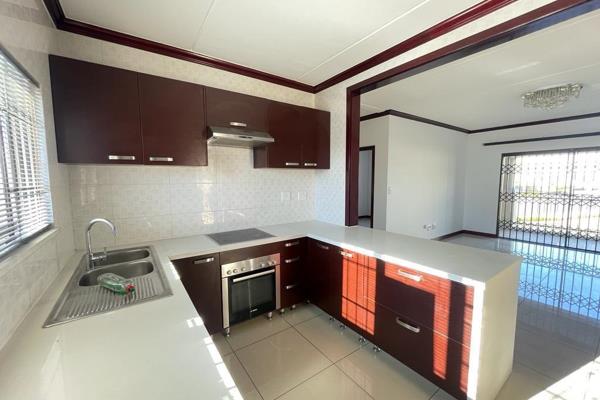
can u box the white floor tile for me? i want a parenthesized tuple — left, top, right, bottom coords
(494, 363, 555, 400)
(515, 325, 596, 380)
(336, 347, 437, 400)
(282, 303, 323, 326)
(278, 365, 372, 400)
(236, 328, 331, 400)
(226, 313, 290, 351)
(211, 333, 233, 356)
(221, 353, 263, 400)
(295, 314, 362, 362)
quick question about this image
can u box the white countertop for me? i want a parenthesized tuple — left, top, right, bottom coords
(0, 220, 520, 400)
(164, 220, 521, 286)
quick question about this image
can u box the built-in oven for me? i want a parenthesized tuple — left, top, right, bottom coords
(221, 253, 280, 335)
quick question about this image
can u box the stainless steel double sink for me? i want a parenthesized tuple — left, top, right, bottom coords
(44, 247, 172, 327)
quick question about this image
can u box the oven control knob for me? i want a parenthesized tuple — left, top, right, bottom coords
(260, 262, 266, 268)
(233, 269, 238, 274)
(226, 270, 232, 275)
(241, 267, 247, 272)
(268, 260, 276, 266)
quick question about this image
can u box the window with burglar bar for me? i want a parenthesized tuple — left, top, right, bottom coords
(0, 47, 53, 258)
(497, 149, 600, 251)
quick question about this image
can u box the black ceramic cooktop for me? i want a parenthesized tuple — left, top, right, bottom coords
(207, 228, 274, 246)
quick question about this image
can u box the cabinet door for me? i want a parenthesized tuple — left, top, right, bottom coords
(339, 249, 377, 337)
(49, 55, 142, 164)
(205, 87, 269, 131)
(301, 109, 330, 169)
(263, 102, 302, 168)
(306, 239, 330, 311)
(327, 246, 343, 320)
(172, 254, 223, 334)
(139, 74, 207, 166)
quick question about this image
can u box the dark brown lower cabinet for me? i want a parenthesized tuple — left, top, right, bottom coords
(172, 253, 223, 335)
(280, 255, 305, 308)
(374, 304, 469, 400)
(339, 249, 377, 338)
(306, 239, 342, 319)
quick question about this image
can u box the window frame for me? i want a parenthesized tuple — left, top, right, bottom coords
(0, 45, 54, 260)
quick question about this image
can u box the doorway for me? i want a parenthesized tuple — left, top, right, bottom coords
(497, 148, 600, 251)
(358, 146, 375, 228)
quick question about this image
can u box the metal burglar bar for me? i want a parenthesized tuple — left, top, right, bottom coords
(497, 149, 600, 252)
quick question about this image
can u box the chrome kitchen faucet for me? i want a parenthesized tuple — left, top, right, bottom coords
(86, 218, 117, 269)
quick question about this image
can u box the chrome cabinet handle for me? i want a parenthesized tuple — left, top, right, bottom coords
(285, 284, 298, 290)
(396, 317, 421, 333)
(284, 241, 300, 247)
(396, 270, 423, 282)
(284, 257, 300, 264)
(304, 162, 317, 167)
(340, 251, 353, 258)
(229, 122, 247, 127)
(285, 162, 299, 166)
(108, 155, 135, 161)
(316, 243, 329, 250)
(193, 257, 215, 265)
(149, 156, 174, 162)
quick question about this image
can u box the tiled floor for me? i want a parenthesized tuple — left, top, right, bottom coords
(212, 235, 600, 399)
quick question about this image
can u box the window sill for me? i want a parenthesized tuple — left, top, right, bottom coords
(0, 227, 59, 272)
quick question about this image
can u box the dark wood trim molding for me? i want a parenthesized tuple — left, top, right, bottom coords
(42, 0, 518, 94)
(359, 146, 376, 228)
(360, 110, 469, 133)
(361, 109, 600, 135)
(484, 131, 600, 146)
(470, 111, 600, 133)
(42, 0, 313, 93)
(345, 0, 597, 226)
(314, 0, 517, 93)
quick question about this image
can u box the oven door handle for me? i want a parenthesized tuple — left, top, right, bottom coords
(232, 269, 275, 283)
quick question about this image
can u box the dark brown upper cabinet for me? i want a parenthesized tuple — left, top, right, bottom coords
(139, 74, 207, 166)
(49, 55, 143, 164)
(301, 108, 330, 169)
(205, 87, 270, 132)
(254, 104, 330, 169)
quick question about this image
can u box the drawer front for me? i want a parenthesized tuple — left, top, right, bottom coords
(376, 261, 473, 346)
(280, 238, 305, 259)
(339, 249, 377, 336)
(374, 304, 469, 400)
(280, 250, 305, 308)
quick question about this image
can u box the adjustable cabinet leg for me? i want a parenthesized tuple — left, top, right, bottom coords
(267, 312, 273, 320)
(224, 328, 230, 337)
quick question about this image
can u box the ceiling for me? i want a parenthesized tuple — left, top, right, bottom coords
(58, 0, 482, 86)
(361, 10, 600, 131)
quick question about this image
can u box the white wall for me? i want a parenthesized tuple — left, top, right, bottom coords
(385, 118, 466, 238)
(358, 150, 373, 216)
(463, 117, 600, 233)
(314, 0, 554, 226)
(360, 117, 389, 229)
(0, 0, 74, 350)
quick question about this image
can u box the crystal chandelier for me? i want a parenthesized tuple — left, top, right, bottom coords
(521, 83, 583, 110)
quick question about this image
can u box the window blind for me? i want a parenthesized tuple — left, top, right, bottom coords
(0, 47, 53, 257)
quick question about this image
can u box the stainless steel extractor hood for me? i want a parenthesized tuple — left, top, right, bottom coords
(207, 125, 274, 148)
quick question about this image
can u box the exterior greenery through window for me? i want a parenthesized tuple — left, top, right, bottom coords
(0, 47, 53, 257)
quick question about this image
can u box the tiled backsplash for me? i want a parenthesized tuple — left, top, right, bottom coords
(70, 147, 315, 250)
